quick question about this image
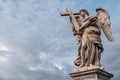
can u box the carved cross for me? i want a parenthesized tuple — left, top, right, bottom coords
(60, 8, 80, 32)
(60, 8, 80, 16)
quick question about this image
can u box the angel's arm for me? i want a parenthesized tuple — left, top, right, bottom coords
(79, 16, 96, 30)
(79, 21, 90, 30)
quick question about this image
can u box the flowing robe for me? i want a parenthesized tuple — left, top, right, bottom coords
(74, 16, 104, 67)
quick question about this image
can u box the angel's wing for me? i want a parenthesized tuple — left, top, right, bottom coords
(96, 8, 114, 41)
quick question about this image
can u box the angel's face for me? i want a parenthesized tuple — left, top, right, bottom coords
(80, 11, 85, 17)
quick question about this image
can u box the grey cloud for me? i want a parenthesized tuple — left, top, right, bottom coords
(0, 0, 120, 80)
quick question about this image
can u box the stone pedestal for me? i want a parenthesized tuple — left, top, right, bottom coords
(69, 69, 113, 80)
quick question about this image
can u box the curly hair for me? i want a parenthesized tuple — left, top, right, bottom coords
(79, 9, 89, 16)
(96, 7, 107, 13)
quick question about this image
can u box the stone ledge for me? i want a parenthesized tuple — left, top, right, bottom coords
(69, 68, 113, 80)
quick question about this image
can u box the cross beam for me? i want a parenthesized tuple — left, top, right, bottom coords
(60, 8, 80, 16)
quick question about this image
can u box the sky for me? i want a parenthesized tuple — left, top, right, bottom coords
(0, 0, 120, 80)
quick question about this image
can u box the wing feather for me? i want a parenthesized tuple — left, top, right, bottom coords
(96, 8, 113, 41)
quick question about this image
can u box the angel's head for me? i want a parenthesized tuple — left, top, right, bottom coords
(96, 7, 107, 13)
(79, 9, 89, 17)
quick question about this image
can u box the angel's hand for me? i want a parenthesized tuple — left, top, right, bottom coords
(90, 17, 97, 22)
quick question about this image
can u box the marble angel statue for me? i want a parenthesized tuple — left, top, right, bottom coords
(61, 8, 113, 70)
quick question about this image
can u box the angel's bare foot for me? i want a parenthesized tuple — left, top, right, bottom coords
(79, 63, 85, 67)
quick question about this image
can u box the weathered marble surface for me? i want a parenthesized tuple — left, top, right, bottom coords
(70, 68, 113, 80)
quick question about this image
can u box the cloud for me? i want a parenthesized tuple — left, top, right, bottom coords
(0, 0, 119, 80)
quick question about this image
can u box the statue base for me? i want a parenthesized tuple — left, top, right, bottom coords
(69, 68, 113, 80)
